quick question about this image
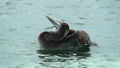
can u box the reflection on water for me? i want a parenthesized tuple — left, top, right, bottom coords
(0, 0, 120, 68)
(38, 53, 91, 68)
(38, 53, 91, 62)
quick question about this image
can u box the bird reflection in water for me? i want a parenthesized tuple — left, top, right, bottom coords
(38, 53, 91, 62)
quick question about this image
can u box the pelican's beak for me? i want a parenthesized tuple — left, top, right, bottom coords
(45, 15, 62, 30)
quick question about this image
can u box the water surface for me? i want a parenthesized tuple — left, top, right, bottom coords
(0, 0, 120, 68)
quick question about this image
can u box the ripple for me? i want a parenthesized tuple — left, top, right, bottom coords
(109, 12, 115, 14)
(5, 2, 12, 5)
(0, 39, 6, 41)
(106, 58, 117, 61)
(25, 26, 32, 28)
(37, 52, 91, 63)
(79, 17, 87, 20)
(97, 65, 106, 68)
(46, 5, 65, 8)
(104, 18, 113, 21)
(23, 3, 33, 5)
(70, 23, 86, 25)
(0, 42, 3, 44)
(114, 0, 120, 1)
(8, 28, 17, 31)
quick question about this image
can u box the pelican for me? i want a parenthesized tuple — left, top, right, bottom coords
(38, 15, 92, 54)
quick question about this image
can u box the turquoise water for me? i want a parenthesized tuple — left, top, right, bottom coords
(0, 0, 120, 68)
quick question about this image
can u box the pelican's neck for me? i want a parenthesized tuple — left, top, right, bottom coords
(48, 23, 69, 41)
(57, 23, 69, 38)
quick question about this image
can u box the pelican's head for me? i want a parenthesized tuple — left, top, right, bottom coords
(43, 15, 70, 41)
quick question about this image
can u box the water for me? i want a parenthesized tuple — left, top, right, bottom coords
(0, 0, 120, 68)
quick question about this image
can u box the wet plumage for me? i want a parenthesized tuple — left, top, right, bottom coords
(38, 15, 92, 54)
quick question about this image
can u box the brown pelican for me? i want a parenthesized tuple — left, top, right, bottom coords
(38, 15, 92, 54)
